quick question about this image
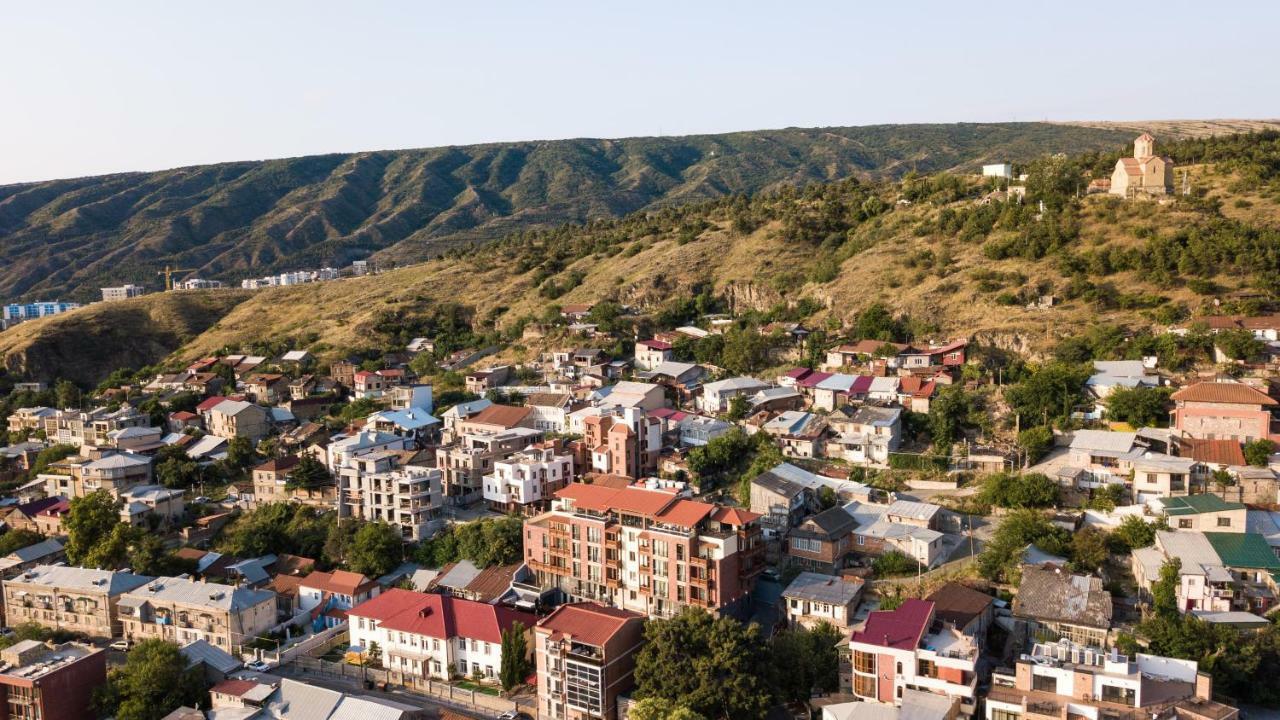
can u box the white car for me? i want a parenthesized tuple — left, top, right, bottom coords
(245, 659, 272, 672)
(109, 640, 131, 651)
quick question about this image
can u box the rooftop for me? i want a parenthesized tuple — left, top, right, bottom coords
(536, 601, 644, 647)
(851, 598, 933, 651)
(782, 571, 864, 606)
(120, 576, 275, 612)
(348, 588, 536, 644)
(1013, 565, 1112, 628)
(1171, 381, 1277, 406)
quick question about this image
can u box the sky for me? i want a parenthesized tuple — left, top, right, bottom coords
(2, 1, 1277, 185)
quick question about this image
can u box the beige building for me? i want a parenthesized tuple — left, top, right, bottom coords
(1110, 133, 1174, 197)
(118, 576, 276, 652)
(206, 400, 271, 442)
(2, 565, 152, 640)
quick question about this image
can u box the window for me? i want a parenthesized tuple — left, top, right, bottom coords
(1217, 517, 1232, 527)
(1179, 519, 1193, 529)
(918, 659, 936, 677)
(854, 674, 877, 698)
(1031, 674, 1058, 693)
(1101, 684, 1136, 706)
(853, 651, 876, 674)
(990, 710, 1022, 720)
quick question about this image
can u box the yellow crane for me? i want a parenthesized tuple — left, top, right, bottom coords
(156, 265, 196, 291)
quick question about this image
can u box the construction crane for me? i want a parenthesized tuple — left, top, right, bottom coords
(156, 265, 196, 291)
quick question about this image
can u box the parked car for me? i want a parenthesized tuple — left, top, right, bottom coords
(109, 640, 131, 651)
(246, 659, 271, 672)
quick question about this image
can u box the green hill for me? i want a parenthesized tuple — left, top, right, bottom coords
(0, 123, 1139, 302)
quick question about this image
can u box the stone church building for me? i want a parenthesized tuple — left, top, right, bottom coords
(1110, 133, 1174, 197)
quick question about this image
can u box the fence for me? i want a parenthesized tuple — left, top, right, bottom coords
(255, 624, 349, 665)
(289, 655, 520, 715)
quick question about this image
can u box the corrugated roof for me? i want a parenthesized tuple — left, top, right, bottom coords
(1205, 532, 1280, 570)
(1158, 494, 1244, 516)
(348, 588, 536, 644)
(465, 404, 531, 428)
(850, 598, 933, 650)
(1179, 438, 1247, 466)
(1013, 566, 1112, 628)
(782, 571, 864, 605)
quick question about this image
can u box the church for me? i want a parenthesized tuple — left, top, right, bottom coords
(1109, 133, 1174, 197)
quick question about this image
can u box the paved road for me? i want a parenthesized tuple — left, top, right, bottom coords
(750, 577, 783, 633)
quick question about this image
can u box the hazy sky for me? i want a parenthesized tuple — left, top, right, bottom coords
(2, 1, 1276, 185)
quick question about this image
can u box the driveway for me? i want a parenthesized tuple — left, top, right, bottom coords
(750, 577, 783, 633)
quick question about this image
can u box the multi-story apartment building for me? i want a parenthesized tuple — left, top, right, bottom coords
(38, 406, 150, 447)
(1, 565, 152, 640)
(1171, 381, 1279, 444)
(1, 301, 80, 324)
(582, 408, 661, 480)
(985, 641, 1238, 720)
(841, 599, 979, 714)
(524, 482, 765, 618)
(349, 588, 537, 682)
(101, 284, 147, 301)
(535, 602, 645, 720)
(0, 641, 107, 720)
(118, 576, 276, 652)
(327, 429, 411, 473)
(337, 452, 444, 541)
(40, 450, 152, 500)
(205, 399, 272, 442)
(436, 427, 543, 505)
(482, 441, 574, 514)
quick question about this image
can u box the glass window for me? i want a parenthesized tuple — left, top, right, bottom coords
(1032, 674, 1058, 693)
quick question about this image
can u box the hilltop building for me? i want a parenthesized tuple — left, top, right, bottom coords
(1110, 133, 1174, 197)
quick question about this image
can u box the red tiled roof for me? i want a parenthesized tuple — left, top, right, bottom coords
(797, 371, 832, 389)
(785, 368, 812, 380)
(169, 411, 198, 421)
(655, 500, 715, 528)
(1171, 382, 1277, 406)
(711, 506, 762, 526)
(349, 588, 536, 644)
(196, 396, 228, 413)
(850, 598, 933, 651)
(536, 602, 643, 647)
(253, 455, 300, 474)
(556, 483, 680, 517)
(638, 340, 673, 351)
(302, 570, 375, 596)
(466, 404, 532, 428)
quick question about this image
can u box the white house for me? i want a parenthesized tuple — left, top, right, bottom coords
(698, 377, 770, 414)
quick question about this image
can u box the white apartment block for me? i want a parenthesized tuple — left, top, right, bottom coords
(482, 444, 574, 514)
(337, 452, 444, 541)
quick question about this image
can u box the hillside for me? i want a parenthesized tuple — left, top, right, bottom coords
(0, 123, 1141, 301)
(166, 131, 1280, 367)
(0, 290, 252, 386)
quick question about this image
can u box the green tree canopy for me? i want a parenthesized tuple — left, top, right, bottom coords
(65, 489, 122, 566)
(346, 521, 403, 577)
(0, 528, 44, 557)
(1104, 386, 1174, 427)
(93, 639, 208, 720)
(977, 509, 1070, 582)
(1245, 439, 1276, 467)
(499, 621, 531, 692)
(1112, 515, 1159, 551)
(634, 608, 775, 720)
(768, 622, 842, 704)
(1005, 362, 1091, 426)
(286, 454, 332, 490)
(978, 472, 1058, 508)
(628, 698, 708, 720)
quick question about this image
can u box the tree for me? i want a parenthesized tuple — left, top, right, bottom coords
(65, 490, 122, 566)
(0, 528, 44, 556)
(1215, 329, 1265, 361)
(27, 443, 78, 478)
(54, 379, 80, 409)
(872, 551, 921, 578)
(720, 328, 771, 375)
(1245, 439, 1276, 467)
(499, 621, 531, 692)
(725, 394, 750, 421)
(1005, 362, 1091, 426)
(854, 303, 905, 342)
(93, 639, 208, 720)
(1070, 527, 1109, 573)
(768, 622, 842, 703)
(928, 386, 971, 448)
(365, 641, 383, 669)
(1016, 426, 1054, 466)
(1112, 515, 1159, 551)
(979, 472, 1058, 508)
(155, 452, 201, 489)
(634, 608, 775, 720)
(628, 698, 708, 720)
(817, 485, 839, 510)
(286, 454, 331, 490)
(226, 435, 259, 469)
(978, 509, 1070, 582)
(1152, 558, 1182, 619)
(346, 521, 402, 577)
(1104, 386, 1174, 427)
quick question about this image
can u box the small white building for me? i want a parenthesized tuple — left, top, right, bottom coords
(982, 163, 1013, 180)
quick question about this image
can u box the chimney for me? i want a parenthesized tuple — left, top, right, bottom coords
(1195, 672, 1213, 701)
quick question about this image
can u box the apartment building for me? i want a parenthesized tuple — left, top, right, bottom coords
(337, 452, 444, 541)
(40, 406, 150, 447)
(535, 602, 646, 720)
(841, 599, 979, 713)
(349, 588, 537, 681)
(436, 427, 543, 505)
(118, 576, 276, 651)
(0, 641, 107, 720)
(985, 641, 1237, 720)
(327, 429, 411, 473)
(583, 408, 661, 480)
(482, 441, 575, 514)
(101, 284, 146, 301)
(40, 450, 153, 500)
(1, 565, 152, 640)
(205, 400, 272, 441)
(524, 483, 765, 618)
(1171, 382, 1279, 443)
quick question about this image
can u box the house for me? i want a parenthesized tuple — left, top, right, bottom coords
(298, 570, 381, 628)
(119, 484, 186, 527)
(251, 455, 302, 505)
(560, 303, 594, 320)
(1133, 530, 1280, 615)
(749, 386, 805, 414)
(118, 576, 276, 652)
(582, 408, 661, 479)
(483, 442, 574, 514)
(535, 602, 645, 720)
(634, 339, 674, 371)
(823, 690, 956, 720)
(428, 561, 534, 605)
(750, 467, 816, 529)
(1013, 565, 1113, 647)
(1154, 495, 1246, 532)
(846, 502, 949, 569)
(0, 641, 106, 720)
(2, 564, 153, 639)
(457, 403, 533, 435)
(829, 405, 902, 466)
(782, 572, 864, 632)
(439, 398, 492, 439)
(986, 640, 1236, 720)
(1087, 360, 1160, 401)
(1064, 430, 1143, 485)
(841, 599, 979, 711)
(524, 483, 765, 617)
(761, 410, 827, 458)
(698, 377, 770, 414)
(205, 400, 271, 442)
(1171, 381, 1279, 443)
(464, 365, 512, 395)
(348, 588, 537, 681)
(812, 374, 870, 412)
(926, 583, 995, 640)
(594, 380, 667, 412)
(243, 373, 290, 405)
(1110, 133, 1174, 197)
(0, 538, 66, 580)
(525, 392, 575, 433)
(787, 506, 858, 574)
(897, 375, 939, 414)
(673, 415, 732, 448)
(366, 408, 441, 446)
(1130, 453, 1197, 502)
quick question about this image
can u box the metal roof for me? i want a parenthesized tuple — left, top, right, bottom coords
(782, 571, 864, 605)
